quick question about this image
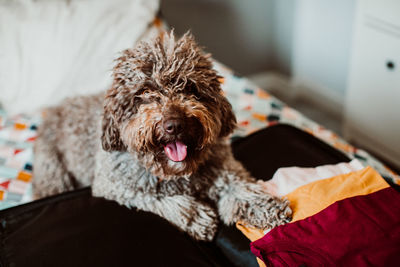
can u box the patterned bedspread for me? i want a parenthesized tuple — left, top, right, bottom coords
(0, 63, 398, 210)
(0, 110, 39, 209)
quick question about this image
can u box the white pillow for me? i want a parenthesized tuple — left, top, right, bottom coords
(0, 0, 159, 114)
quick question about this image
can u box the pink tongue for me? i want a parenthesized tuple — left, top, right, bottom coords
(164, 141, 187, 162)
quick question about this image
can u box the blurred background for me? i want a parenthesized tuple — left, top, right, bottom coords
(162, 0, 400, 170)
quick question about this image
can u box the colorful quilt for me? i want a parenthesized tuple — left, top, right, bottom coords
(0, 109, 40, 209)
(0, 63, 398, 210)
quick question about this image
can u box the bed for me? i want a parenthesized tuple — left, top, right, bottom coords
(1, 1, 399, 266)
(1, 59, 399, 266)
(1, 60, 398, 210)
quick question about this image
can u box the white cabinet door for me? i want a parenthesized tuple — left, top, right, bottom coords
(345, 23, 400, 167)
(364, 0, 400, 27)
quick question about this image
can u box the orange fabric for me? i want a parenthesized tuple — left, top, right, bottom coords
(14, 123, 27, 130)
(256, 257, 266, 267)
(256, 89, 270, 99)
(236, 222, 265, 242)
(237, 167, 389, 243)
(252, 113, 267, 121)
(286, 166, 389, 222)
(17, 171, 32, 182)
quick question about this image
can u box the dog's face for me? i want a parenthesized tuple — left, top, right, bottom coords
(101, 31, 236, 179)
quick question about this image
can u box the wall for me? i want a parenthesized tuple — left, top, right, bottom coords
(292, 0, 356, 98)
(161, 0, 356, 101)
(271, 0, 295, 75)
(161, 0, 275, 75)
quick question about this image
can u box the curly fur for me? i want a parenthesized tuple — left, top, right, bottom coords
(33, 31, 291, 241)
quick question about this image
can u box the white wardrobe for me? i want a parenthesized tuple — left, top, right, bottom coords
(345, 0, 400, 168)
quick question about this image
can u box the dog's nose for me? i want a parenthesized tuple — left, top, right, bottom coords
(163, 119, 183, 135)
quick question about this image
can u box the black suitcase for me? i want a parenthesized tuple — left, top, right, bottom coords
(0, 124, 351, 267)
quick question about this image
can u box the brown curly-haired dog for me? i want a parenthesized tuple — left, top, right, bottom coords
(33, 31, 291, 241)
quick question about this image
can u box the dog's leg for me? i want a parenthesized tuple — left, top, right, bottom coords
(33, 116, 76, 198)
(211, 158, 292, 229)
(92, 151, 218, 241)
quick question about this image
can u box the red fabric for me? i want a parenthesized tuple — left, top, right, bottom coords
(250, 187, 400, 267)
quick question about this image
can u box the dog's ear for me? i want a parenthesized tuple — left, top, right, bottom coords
(100, 46, 141, 152)
(101, 103, 127, 152)
(219, 96, 237, 138)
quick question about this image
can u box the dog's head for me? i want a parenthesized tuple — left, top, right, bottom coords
(101, 31, 236, 179)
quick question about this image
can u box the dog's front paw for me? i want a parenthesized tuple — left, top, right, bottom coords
(185, 204, 218, 241)
(244, 195, 292, 229)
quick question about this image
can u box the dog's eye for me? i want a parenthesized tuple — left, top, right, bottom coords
(136, 88, 148, 95)
(138, 81, 159, 95)
(138, 88, 157, 99)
